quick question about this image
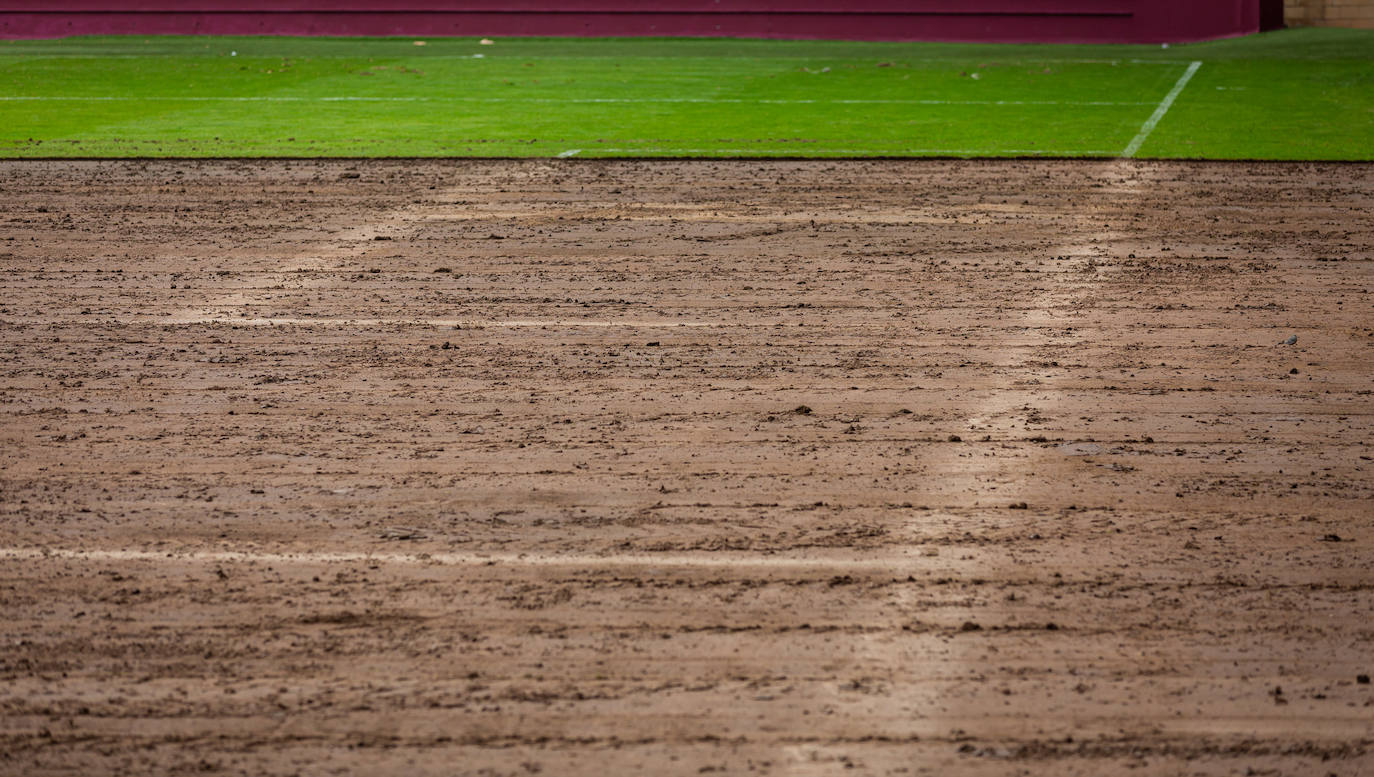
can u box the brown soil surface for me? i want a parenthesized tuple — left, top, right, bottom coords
(1, 159, 1372, 776)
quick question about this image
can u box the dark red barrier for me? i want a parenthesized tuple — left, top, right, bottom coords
(0, 1, 1284, 43)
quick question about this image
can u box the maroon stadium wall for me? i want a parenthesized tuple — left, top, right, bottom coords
(0, 1, 1285, 44)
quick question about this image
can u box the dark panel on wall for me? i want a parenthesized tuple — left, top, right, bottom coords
(0, 1, 1269, 43)
(1260, 0, 1286, 30)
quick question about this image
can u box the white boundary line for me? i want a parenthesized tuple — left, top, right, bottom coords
(0, 96, 1153, 106)
(590, 148, 1115, 155)
(0, 54, 1192, 65)
(555, 148, 582, 158)
(1121, 60, 1201, 158)
(0, 547, 929, 570)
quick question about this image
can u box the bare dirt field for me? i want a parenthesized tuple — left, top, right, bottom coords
(1, 159, 1372, 776)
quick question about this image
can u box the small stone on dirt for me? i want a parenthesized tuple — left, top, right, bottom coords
(793, 405, 812, 415)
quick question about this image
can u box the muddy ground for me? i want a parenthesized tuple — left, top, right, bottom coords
(0, 159, 1371, 776)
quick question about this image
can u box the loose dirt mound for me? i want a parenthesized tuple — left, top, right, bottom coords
(1, 159, 1371, 776)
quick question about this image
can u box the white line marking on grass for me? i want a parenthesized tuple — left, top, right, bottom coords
(556, 148, 582, 158)
(590, 148, 1116, 156)
(0, 547, 932, 571)
(418, 55, 1183, 65)
(1122, 60, 1201, 158)
(0, 96, 1152, 106)
(0, 96, 404, 103)
(0, 54, 1187, 65)
(830, 99, 1152, 106)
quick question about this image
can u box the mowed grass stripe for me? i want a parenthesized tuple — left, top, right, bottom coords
(0, 97, 1157, 105)
(0, 28, 1370, 159)
(0, 99, 1148, 158)
(0, 55, 1182, 157)
(0, 56, 1172, 102)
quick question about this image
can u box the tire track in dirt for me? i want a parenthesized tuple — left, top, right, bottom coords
(848, 160, 1142, 762)
(166, 182, 442, 324)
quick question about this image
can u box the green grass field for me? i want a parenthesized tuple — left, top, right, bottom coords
(1, 27, 1370, 159)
